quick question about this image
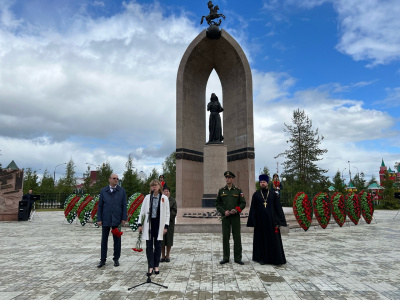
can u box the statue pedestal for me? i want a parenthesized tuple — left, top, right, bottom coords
(202, 143, 227, 207)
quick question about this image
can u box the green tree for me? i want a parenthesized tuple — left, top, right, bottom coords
(368, 175, 379, 186)
(56, 158, 77, 194)
(353, 172, 367, 192)
(122, 154, 141, 196)
(38, 169, 55, 194)
(142, 168, 159, 194)
(332, 171, 346, 194)
(23, 167, 40, 194)
(162, 152, 176, 197)
(275, 109, 328, 194)
(82, 166, 95, 195)
(381, 172, 399, 209)
(93, 162, 113, 194)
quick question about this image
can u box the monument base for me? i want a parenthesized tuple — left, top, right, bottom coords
(203, 143, 227, 207)
(202, 194, 217, 207)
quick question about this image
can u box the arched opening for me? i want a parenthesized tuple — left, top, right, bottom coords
(176, 29, 255, 208)
(205, 70, 223, 143)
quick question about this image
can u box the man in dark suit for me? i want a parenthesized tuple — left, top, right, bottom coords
(23, 190, 33, 217)
(97, 174, 127, 268)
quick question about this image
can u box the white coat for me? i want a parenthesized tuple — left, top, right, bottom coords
(139, 193, 170, 241)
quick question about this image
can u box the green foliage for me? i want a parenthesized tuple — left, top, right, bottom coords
(353, 172, 367, 192)
(368, 175, 379, 186)
(23, 167, 40, 194)
(82, 166, 95, 194)
(333, 171, 346, 194)
(380, 172, 400, 209)
(56, 159, 77, 194)
(142, 168, 159, 194)
(122, 154, 142, 196)
(162, 151, 176, 197)
(275, 109, 328, 194)
(93, 162, 113, 193)
(38, 169, 55, 193)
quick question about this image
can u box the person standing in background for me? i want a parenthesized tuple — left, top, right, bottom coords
(97, 174, 127, 268)
(161, 186, 177, 263)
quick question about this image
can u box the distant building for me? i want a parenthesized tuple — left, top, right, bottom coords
(75, 170, 98, 193)
(379, 159, 400, 186)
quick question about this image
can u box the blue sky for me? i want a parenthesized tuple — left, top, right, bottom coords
(0, 0, 399, 185)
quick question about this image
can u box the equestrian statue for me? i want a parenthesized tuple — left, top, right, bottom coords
(200, 1, 226, 26)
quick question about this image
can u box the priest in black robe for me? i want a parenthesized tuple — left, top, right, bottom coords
(247, 174, 287, 265)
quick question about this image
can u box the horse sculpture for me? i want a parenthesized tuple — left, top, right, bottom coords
(200, 2, 226, 26)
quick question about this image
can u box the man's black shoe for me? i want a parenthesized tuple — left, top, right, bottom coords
(220, 259, 229, 265)
(235, 260, 244, 265)
(114, 260, 119, 267)
(97, 261, 106, 268)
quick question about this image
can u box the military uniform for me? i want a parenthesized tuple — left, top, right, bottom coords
(215, 171, 246, 263)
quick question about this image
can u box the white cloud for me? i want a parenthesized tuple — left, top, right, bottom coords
(335, 0, 400, 66)
(0, 1, 201, 177)
(252, 72, 397, 181)
(284, 0, 400, 66)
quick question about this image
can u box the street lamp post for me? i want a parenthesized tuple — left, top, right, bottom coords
(342, 168, 346, 180)
(348, 161, 352, 182)
(53, 163, 67, 186)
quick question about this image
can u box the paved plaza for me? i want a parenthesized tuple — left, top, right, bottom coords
(0, 210, 399, 300)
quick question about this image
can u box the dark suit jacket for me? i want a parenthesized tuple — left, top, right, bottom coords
(97, 185, 127, 227)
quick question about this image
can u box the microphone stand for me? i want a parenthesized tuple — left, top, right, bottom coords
(128, 273, 168, 290)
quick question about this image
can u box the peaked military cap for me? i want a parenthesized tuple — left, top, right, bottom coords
(224, 171, 235, 178)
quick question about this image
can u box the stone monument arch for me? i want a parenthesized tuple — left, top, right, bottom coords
(176, 29, 255, 208)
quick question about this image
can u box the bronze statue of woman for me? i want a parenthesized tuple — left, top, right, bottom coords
(207, 93, 224, 143)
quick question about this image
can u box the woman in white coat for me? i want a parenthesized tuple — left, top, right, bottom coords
(138, 179, 170, 276)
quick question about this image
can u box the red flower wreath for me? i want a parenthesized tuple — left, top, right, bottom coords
(312, 192, 331, 229)
(359, 190, 374, 224)
(293, 192, 312, 231)
(331, 192, 346, 227)
(90, 195, 100, 227)
(345, 192, 361, 225)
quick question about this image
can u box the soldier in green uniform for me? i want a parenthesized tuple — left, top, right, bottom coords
(215, 171, 246, 265)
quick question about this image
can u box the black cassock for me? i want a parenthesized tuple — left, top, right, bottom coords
(247, 188, 287, 265)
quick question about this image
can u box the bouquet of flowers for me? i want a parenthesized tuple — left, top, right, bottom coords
(331, 192, 346, 227)
(132, 214, 145, 252)
(64, 194, 81, 224)
(293, 192, 312, 231)
(111, 226, 123, 237)
(312, 192, 331, 229)
(90, 195, 100, 227)
(359, 190, 374, 224)
(77, 194, 93, 226)
(345, 192, 361, 225)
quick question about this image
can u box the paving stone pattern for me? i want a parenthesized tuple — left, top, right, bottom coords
(0, 210, 399, 299)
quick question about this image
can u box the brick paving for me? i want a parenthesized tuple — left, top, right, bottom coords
(0, 210, 399, 299)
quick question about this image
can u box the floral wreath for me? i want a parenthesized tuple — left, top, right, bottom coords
(293, 192, 312, 231)
(345, 192, 361, 225)
(312, 192, 331, 229)
(359, 190, 374, 224)
(127, 192, 145, 232)
(330, 192, 346, 227)
(64, 194, 81, 224)
(90, 195, 100, 227)
(77, 194, 94, 226)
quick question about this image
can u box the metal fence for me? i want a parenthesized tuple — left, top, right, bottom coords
(35, 193, 71, 209)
